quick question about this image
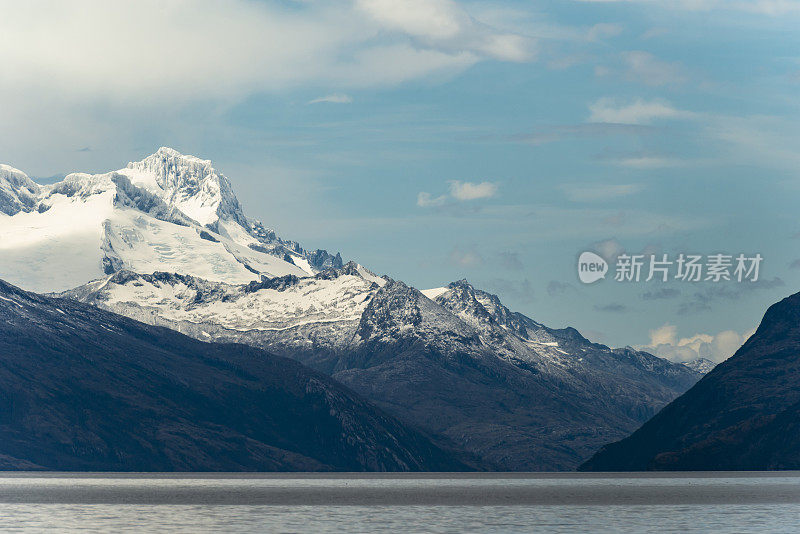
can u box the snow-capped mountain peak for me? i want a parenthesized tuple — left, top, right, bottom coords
(121, 147, 245, 227)
(0, 149, 344, 292)
(121, 148, 343, 273)
(423, 279, 547, 342)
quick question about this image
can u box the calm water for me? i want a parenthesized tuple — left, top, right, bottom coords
(0, 472, 798, 533)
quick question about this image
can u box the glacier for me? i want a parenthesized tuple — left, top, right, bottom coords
(0, 148, 341, 292)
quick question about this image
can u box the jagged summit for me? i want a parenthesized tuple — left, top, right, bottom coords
(0, 164, 40, 215)
(123, 148, 342, 272)
(151, 146, 207, 162)
(0, 149, 343, 292)
(422, 279, 547, 341)
(122, 147, 246, 227)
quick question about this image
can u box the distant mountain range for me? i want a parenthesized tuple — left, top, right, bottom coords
(60, 269, 702, 470)
(0, 277, 463, 471)
(1, 148, 705, 470)
(580, 291, 800, 471)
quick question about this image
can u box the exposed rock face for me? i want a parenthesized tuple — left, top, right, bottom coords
(0, 278, 464, 472)
(580, 291, 800, 471)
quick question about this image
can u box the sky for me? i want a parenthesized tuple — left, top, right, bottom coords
(1, 0, 799, 362)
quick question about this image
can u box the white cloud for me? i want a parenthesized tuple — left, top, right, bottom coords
(0, 0, 534, 103)
(614, 155, 681, 168)
(418, 180, 498, 207)
(574, 0, 800, 14)
(561, 183, 643, 202)
(448, 246, 484, 267)
(621, 51, 688, 86)
(742, 0, 800, 14)
(649, 324, 679, 346)
(596, 150, 687, 169)
(641, 323, 756, 363)
(641, 27, 669, 39)
(594, 65, 611, 77)
(448, 180, 498, 200)
(586, 23, 624, 41)
(592, 237, 625, 261)
(356, 0, 534, 62)
(417, 192, 448, 207)
(588, 97, 690, 124)
(358, 0, 464, 40)
(586, 104, 799, 171)
(308, 94, 353, 104)
(706, 114, 800, 170)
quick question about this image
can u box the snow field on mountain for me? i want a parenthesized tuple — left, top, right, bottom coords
(102, 272, 377, 333)
(0, 148, 316, 291)
(105, 208, 262, 285)
(0, 185, 114, 292)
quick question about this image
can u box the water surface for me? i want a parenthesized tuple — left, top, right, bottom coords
(0, 472, 798, 532)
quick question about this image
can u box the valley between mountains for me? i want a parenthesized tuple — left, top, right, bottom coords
(0, 148, 705, 471)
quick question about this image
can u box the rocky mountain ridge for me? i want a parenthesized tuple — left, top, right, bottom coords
(63, 268, 702, 470)
(580, 291, 800, 471)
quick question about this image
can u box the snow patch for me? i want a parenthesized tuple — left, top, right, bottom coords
(421, 287, 450, 300)
(355, 263, 386, 287)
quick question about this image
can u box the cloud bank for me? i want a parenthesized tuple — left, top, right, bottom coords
(575, 0, 800, 14)
(560, 183, 643, 202)
(418, 180, 498, 207)
(642, 323, 755, 363)
(0, 0, 535, 103)
(308, 94, 353, 104)
(588, 98, 690, 125)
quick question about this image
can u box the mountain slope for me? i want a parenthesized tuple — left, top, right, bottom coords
(580, 291, 800, 471)
(63, 272, 701, 470)
(0, 277, 463, 472)
(0, 148, 341, 292)
(335, 279, 700, 470)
